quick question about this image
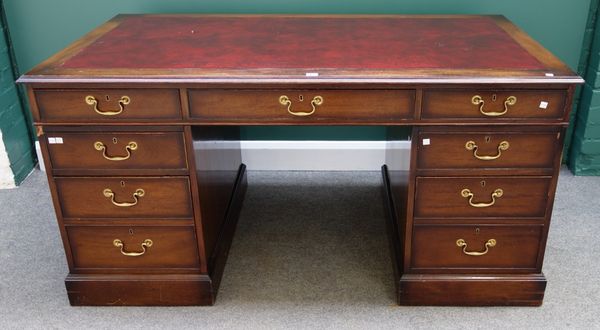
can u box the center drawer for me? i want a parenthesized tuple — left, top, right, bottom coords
(45, 132, 188, 171)
(414, 176, 551, 218)
(67, 225, 200, 270)
(54, 177, 193, 219)
(188, 89, 415, 122)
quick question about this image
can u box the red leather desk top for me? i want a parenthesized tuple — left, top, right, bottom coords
(61, 16, 544, 70)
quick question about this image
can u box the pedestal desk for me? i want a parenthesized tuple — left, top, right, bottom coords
(18, 15, 583, 306)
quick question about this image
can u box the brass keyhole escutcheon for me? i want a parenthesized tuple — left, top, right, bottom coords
(112, 137, 118, 144)
(475, 228, 480, 235)
(106, 95, 110, 101)
(485, 136, 491, 143)
(129, 228, 134, 235)
(120, 181, 126, 187)
(492, 94, 497, 101)
(298, 95, 304, 101)
(480, 180, 486, 187)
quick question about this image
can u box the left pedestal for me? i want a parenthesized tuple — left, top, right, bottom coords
(32, 88, 246, 305)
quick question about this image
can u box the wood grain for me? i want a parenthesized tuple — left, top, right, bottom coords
(414, 176, 551, 218)
(422, 89, 567, 119)
(46, 131, 188, 172)
(411, 224, 543, 271)
(189, 89, 415, 122)
(55, 177, 193, 219)
(416, 130, 559, 170)
(35, 89, 182, 121)
(67, 225, 200, 270)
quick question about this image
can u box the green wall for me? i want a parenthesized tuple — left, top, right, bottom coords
(4, 0, 591, 141)
(0, 3, 34, 184)
(569, 1, 600, 175)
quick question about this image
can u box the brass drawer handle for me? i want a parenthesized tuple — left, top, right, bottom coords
(465, 140, 509, 160)
(461, 188, 503, 208)
(456, 238, 496, 256)
(94, 141, 138, 161)
(471, 95, 517, 117)
(85, 95, 130, 116)
(113, 238, 153, 257)
(103, 188, 145, 207)
(279, 95, 323, 116)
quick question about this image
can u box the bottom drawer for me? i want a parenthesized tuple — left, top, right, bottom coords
(67, 226, 200, 270)
(411, 224, 543, 272)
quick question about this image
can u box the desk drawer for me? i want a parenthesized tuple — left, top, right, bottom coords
(35, 89, 182, 121)
(46, 132, 188, 171)
(55, 177, 193, 219)
(417, 131, 558, 169)
(411, 224, 542, 271)
(67, 225, 199, 270)
(189, 89, 414, 122)
(414, 176, 551, 218)
(422, 90, 567, 119)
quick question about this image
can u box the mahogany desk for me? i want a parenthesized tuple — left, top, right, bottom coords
(18, 15, 583, 306)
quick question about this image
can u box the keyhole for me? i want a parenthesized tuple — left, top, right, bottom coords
(120, 181, 125, 187)
(485, 136, 491, 143)
(105, 95, 110, 101)
(480, 180, 486, 187)
(129, 228, 134, 235)
(475, 228, 480, 235)
(298, 95, 304, 101)
(112, 137, 118, 144)
(492, 94, 497, 102)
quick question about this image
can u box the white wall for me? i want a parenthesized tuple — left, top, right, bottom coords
(193, 140, 411, 171)
(0, 131, 16, 189)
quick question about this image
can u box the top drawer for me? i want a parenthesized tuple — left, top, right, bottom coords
(189, 89, 415, 122)
(421, 90, 567, 120)
(35, 89, 182, 122)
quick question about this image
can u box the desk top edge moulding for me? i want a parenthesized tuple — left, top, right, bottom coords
(18, 14, 583, 306)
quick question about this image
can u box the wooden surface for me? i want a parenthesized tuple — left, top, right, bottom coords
(416, 130, 558, 170)
(35, 89, 182, 121)
(46, 131, 188, 172)
(421, 89, 568, 120)
(189, 89, 415, 122)
(414, 176, 552, 218)
(67, 225, 200, 270)
(411, 224, 543, 271)
(55, 177, 194, 219)
(18, 14, 583, 306)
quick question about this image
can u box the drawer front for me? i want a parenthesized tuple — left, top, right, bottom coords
(67, 226, 199, 269)
(55, 177, 193, 219)
(422, 90, 567, 119)
(46, 132, 188, 171)
(411, 224, 542, 271)
(35, 89, 182, 121)
(189, 89, 415, 122)
(417, 131, 558, 169)
(414, 177, 551, 218)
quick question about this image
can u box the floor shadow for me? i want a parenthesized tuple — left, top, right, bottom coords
(218, 172, 396, 305)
